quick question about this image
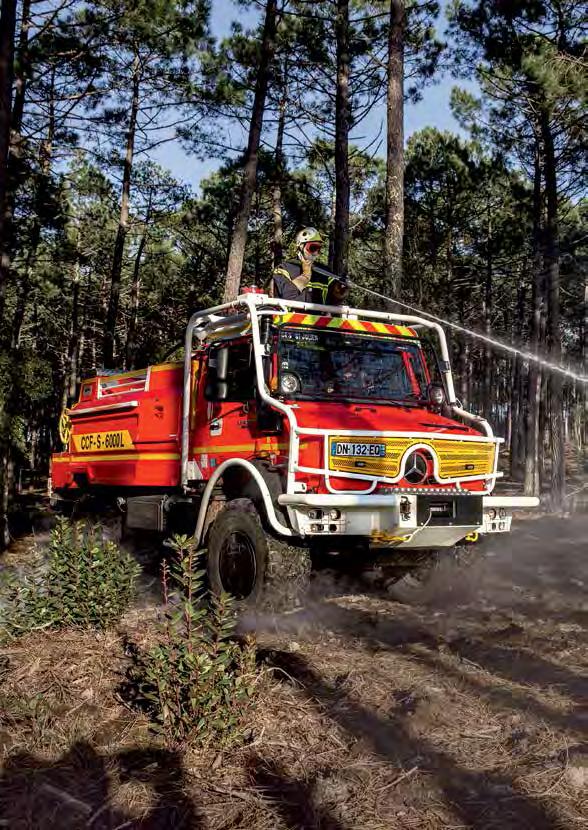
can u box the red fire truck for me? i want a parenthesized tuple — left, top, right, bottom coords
(51, 293, 538, 606)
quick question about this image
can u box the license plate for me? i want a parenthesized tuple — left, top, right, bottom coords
(330, 441, 386, 458)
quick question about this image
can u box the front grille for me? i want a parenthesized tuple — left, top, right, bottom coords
(430, 439, 496, 480)
(327, 435, 497, 482)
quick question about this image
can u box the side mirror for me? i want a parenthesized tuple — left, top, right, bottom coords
(260, 316, 271, 346)
(216, 347, 229, 381)
(216, 381, 228, 401)
(205, 380, 229, 401)
(205, 347, 230, 401)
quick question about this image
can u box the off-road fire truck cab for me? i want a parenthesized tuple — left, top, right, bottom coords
(51, 293, 538, 606)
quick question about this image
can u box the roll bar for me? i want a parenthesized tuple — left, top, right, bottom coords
(181, 293, 471, 490)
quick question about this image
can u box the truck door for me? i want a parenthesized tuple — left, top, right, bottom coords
(192, 339, 259, 470)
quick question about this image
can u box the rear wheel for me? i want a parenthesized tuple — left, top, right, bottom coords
(206, 499, 310, 611)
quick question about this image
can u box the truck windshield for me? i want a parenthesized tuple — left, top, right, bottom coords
(277, 326, 427, 404)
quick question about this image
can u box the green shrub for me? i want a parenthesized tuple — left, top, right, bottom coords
(131, 535, 258, 749)
(1, 518, 140, 635)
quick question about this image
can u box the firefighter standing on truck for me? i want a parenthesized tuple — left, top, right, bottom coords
(270, 227, 349, 305)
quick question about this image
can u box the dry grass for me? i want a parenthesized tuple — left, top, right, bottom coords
(1, 514, 587, 829)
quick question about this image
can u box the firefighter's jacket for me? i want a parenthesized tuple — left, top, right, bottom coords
(271, 260, 346, 305)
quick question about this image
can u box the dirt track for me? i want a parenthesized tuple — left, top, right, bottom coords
(241, 514, 588, 830)
(1, 514, 587, 829)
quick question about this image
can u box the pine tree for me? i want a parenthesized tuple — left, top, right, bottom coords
(224, 0, 279, 302)
(0, 0, 18, 324)
(450, 0, 585, 505)
(97, 0, 210, 366)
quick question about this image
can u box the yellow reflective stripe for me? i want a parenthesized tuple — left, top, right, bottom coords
(99, 368, 146, 382)
(193, 442, 289, 453)
(271, 313, 418, 338)
(151, 363, 181, 373)
(273, 268, 292, 279)
(52, 452, 179, 463)
(193, 443, 254, 453)
(307, 281, 329, 301)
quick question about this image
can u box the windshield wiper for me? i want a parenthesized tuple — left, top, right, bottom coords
(318, 394, 421, 408)
(363, 397, 420, 408)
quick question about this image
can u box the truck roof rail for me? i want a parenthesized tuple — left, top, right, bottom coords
(190, 293, 439, 342)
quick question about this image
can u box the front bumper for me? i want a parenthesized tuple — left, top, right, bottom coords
(278, 493, 539, 548)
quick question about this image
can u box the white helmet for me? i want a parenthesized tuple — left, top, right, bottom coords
(296, 227, 323, 262)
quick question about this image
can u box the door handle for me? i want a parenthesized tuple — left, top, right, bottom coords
(210, 417, 223, 437)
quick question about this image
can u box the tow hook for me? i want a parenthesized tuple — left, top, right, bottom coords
(400, 496, 412, 521)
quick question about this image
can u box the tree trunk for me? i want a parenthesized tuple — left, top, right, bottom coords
(11, 65, 55, 349)
(9, 0, 29, 159)
(509, 357, 518, 463)
(540, 111, 565, 510)
(510, 283, 526, 476)
(459, 339, 470, 408)
(384, 0, 404, 296)
(61, 260, 81, 411)
(539, 377, 548, 481)
(512, 358, 527, 478)
(11, 240, 35, 348)
(125, 216, 149, 370)
(583, 274, 587, 454)
(271, 73, 287, 269)
(254, 189, 261, 280)
(0, 0, 18, 325)
(223, 0, 278, 302)
(524, 147, 545, 496)
(103, 52, 141, 368)
(482, 206, 493, 413)
(333, 0, 350, 278)
(506, 357, 514, 452)
(0, 0, 35, 549)
(328, 187, 336, 269)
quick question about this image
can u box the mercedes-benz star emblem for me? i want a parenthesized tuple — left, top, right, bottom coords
(404, 451, 428, 484)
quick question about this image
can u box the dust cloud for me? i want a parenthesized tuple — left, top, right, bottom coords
(238, 514, 588, 642)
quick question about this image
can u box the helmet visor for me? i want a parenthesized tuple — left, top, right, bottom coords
(304, 241, 322, 255)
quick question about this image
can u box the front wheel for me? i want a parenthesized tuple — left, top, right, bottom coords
(206, 499, 310, 611)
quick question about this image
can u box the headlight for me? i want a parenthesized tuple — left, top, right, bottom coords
(280, 373, 300, 395)
(487, 508, 497, 520)
(429, 384, 445, 407)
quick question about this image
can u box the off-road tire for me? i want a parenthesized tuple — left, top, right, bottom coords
(206, 498, 310, 611)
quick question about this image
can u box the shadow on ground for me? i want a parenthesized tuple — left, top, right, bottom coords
(286, 598, 588, 738)
(259, 648, 562, 830)
(0, 742, 203, 829)
(247, 754, 350, 830)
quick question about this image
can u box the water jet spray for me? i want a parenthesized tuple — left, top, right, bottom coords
(348, 281, 588, 385)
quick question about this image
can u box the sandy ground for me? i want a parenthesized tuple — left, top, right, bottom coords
(0, 512, 587, 829)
